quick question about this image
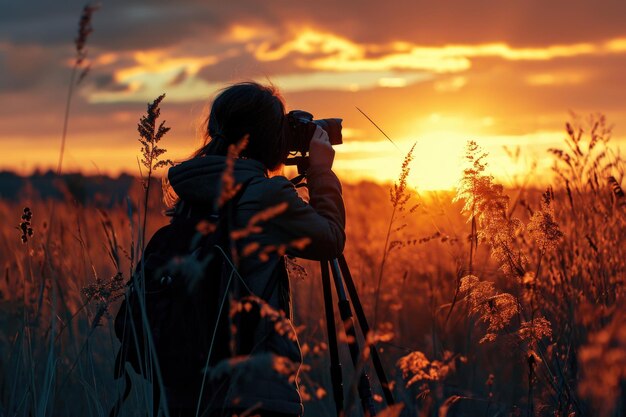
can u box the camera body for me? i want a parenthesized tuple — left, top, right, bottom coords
(284, 110, 343, 154)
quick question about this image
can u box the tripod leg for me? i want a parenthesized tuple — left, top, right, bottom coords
(330, 260, 377, 417)
(321, 260, 343, 416)
(338, 255, 396, 406)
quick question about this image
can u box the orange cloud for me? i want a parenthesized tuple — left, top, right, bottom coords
(605, 38, 626, 52)
(249, 28, 626, 74)
(225, 24, 268, 43)
(306, 40, 599, 73)
(89, 50, 232, 103)
(115, 50, 220, 81)
(83, 26, 626, 106)
(255, 29, 362, 61)
(526, 72, 588, 86)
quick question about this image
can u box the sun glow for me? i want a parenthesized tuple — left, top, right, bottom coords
(334, 135, 467, 191)
(332, 111, 570, 191)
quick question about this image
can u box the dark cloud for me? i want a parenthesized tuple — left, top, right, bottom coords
(161, 0, 624, 49)
(1, 1, 221, 51)
(4, 1, 626, 53)
(270, 0, 626, 46)
(0, 43, 66, 93)
(91, 73, 116, 89)
(94, 4, 219, 51)
(0, 1, 287, 53)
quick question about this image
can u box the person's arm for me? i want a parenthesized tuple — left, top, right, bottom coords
(260, 169, 345, 260)
(259, 126, 345, 260)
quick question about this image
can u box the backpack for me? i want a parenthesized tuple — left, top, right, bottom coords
(110, 183, 250, 415)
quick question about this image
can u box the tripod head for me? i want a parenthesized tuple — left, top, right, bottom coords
(285, 156, 311, 188)
(284, 155, 310, 175)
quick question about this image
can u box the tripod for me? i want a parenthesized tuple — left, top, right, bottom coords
(287, 157, 394, 415)
(320, 255, 395, 417)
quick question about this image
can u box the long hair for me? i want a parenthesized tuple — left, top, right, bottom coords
(163, 82, 288, 210)
(194, 82, 288, 171)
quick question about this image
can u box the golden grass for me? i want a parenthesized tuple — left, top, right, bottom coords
(0, 115, 624, 416)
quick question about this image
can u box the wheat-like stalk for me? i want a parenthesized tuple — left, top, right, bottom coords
(137, 93, 172, 249)
(373, 143, 416, 330)
(57, 3, 100, 176)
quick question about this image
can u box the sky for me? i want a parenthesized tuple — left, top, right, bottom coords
(2, 0, 626, 190)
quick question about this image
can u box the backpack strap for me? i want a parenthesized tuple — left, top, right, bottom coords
(108, 363, 132, 417)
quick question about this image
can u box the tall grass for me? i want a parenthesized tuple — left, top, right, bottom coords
(0, 114, 624, 416)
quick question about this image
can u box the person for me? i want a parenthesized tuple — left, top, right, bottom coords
(164, 82, 346, 417)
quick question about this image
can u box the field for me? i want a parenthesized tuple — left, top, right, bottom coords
(0, 114, 625, 417)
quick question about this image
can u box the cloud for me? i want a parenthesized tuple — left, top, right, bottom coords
(75, 24, 626, 104)
(0, 2, 225, 51)
(253, 29, 363, 62)
(280, 0, 626, 47)
(606, 38, 626, 52)
(4, 1, 626, 56)
(89, 69, 434, 103)
(272, 71, 433, 93)
(251, 28, 619, 74)
(526, 72, 588, 86)
(4, 2, 626, 104)
(0, 42, 66, 93)
(3, 0, 626, 179)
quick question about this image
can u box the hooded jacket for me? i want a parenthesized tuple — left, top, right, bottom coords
(167, 155, 346, 415)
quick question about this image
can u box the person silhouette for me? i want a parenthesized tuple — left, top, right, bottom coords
(164, 82, 345, 417)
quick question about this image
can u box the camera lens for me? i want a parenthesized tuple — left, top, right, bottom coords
(314, 119, 343, 146)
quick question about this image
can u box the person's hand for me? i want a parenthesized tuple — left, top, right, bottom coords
(308, 125, 335, 170)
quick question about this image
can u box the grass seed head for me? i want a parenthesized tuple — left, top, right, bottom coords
(75, 3, 100, 66)
(18, 207, 34, 244)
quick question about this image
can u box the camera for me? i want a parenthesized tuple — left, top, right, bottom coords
(284, 110, 343, 154)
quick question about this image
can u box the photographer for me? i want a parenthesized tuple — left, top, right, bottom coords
(166, 82, 346, 417)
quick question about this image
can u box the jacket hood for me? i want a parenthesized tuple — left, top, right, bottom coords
(167, 155, 267, 205)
